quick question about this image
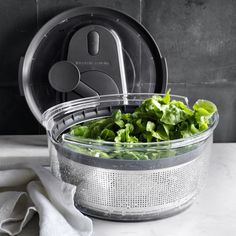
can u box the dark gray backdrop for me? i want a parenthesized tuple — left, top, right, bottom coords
(0, 0, 235, 142)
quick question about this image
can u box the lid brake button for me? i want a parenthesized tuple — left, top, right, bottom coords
(87, 31, 99, 56)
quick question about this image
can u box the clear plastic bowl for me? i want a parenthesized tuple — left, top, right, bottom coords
(42, 94, 219, 221)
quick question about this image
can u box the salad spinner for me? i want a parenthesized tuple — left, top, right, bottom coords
(19, 7, 218, 221)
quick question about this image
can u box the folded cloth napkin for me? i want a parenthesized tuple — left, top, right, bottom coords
(0, 165, 93, 236)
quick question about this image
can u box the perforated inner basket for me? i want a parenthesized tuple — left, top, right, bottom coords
(50, 136, 212, 221)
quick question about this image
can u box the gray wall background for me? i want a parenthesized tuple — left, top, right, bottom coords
(0, 0, 235, 142)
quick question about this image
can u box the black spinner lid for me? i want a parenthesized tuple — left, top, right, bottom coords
(19, 6, 168, 123)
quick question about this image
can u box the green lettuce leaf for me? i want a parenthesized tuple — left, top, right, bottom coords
(193, 99, 217, 131)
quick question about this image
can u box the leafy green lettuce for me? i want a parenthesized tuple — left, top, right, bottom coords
(65, 90, 217, 160)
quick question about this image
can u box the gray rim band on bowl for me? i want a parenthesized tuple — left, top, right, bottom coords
(54, 139, 207, 170)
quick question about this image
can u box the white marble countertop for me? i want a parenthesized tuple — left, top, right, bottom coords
(0, 135, 235, 236)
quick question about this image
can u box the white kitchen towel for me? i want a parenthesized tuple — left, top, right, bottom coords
(0, 165, 93, 236)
